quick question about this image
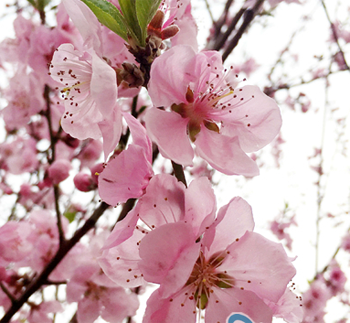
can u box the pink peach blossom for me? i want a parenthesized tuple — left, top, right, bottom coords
(146, 45, 282, 176)
(139, 196, 296, 322)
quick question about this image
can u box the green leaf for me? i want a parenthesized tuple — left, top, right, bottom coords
(80, 0, 129, 41)
(27, 0, 36, 7)
(64, 210, 76, 223)
(37, 0, 50, 10)
(119, 0, 142, 43)
(135, 0, 162, 43)
(27, 0, 51, 11)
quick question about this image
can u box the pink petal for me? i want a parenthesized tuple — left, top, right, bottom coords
(266, 288, 304, 323)
(143, 288, 196, 323)
(203, 197, 255, 254)
(61, 97, 103, 140)
(91, 51, 118, 118)
(98, 145, 152, 205)
(123, 112, 152, 161)
(148, 45, 197, 107)
(98, 108, 122, 159)
(98, 230, 145, 288)
(205, 288, 273, 323)
(99, 113, 153, 203)
(62, 0, 101, 52)
(185, 177, 216, 237)
(100, 287, 139, 322)
(135, 174, 186, 229)
(219, 85, 282, 153)
(102, 207, 139, 250)
(139, 222, 200, 299)
(145, 108, 194, 166)
(222, 231, 296, 303)
(195, 127, 259, 176)
(66, 264, 99, 302)
(77, 297, 100, 323)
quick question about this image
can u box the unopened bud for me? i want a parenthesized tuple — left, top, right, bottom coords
(74, 172, 96, 192)
(48, 159, 72, 185)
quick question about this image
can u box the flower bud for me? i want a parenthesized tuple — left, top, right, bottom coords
(74, 172, 96, 192)
(48, 159, 72, 185)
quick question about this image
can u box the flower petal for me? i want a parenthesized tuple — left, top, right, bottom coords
(203, 197, 255, 254)
(205, 288, 273, 323)
(195, 127, 259, 176)
(145, 108, 194, 166)
(222, 231, 296, 303)
(148, 45, 197, 107)
(143, 288, 196, 323)
(91, 52, 118, 119)
(139, 222, 200, 298)
(220, 85, 282, 153)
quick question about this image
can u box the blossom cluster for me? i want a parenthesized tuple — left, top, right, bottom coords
(0, 0, 332, 322)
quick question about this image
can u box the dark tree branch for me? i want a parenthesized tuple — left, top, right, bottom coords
(222, 0, 265, 62)
(209, 0, 234, 47)
(212, 8, 246, 51)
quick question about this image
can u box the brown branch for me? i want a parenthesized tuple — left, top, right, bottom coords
(222, 0, 265, 62)
(212, 8, 246, 51)
(209, 0, 234, 47)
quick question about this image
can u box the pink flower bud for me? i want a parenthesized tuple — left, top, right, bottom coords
(19, 183, 32, 197)
(38, 178, 52, 190)
(48, 159, 72, 185)
(74, 172, 96, 192)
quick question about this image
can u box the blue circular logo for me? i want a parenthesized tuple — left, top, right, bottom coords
(227, 313, 254, 323)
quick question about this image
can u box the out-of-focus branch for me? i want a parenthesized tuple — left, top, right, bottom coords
(0, 282, 16, 304)
(69, 312, 78, 323)
(222, 0, 265, 62)
(207, 0, 234, 49)
(0, 202, 110, 323)
(43, 85, 65, 244)
(212, 8, 246, 51)
(263, 69, 345, 96)
(203, 0, 216, 26)
(315, 75, 330, 273)
(320, 0, 350, 71)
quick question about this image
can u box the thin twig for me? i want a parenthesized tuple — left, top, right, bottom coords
(315, 75, 329, 273)
(0, 282, 17, 304)
(43, 85, 65, 244)
(320, 0, 350, 71)
(203, 0, 216, 26)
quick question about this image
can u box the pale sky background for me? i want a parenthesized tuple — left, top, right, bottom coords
(0, 0, 350, 322)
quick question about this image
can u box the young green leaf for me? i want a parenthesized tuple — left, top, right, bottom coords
(135, 0, 162, 42)
(119, 0, 142, 44)
(80, 0, 129, 41)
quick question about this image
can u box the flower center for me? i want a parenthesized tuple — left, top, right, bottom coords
(185, 251, 235, 309)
